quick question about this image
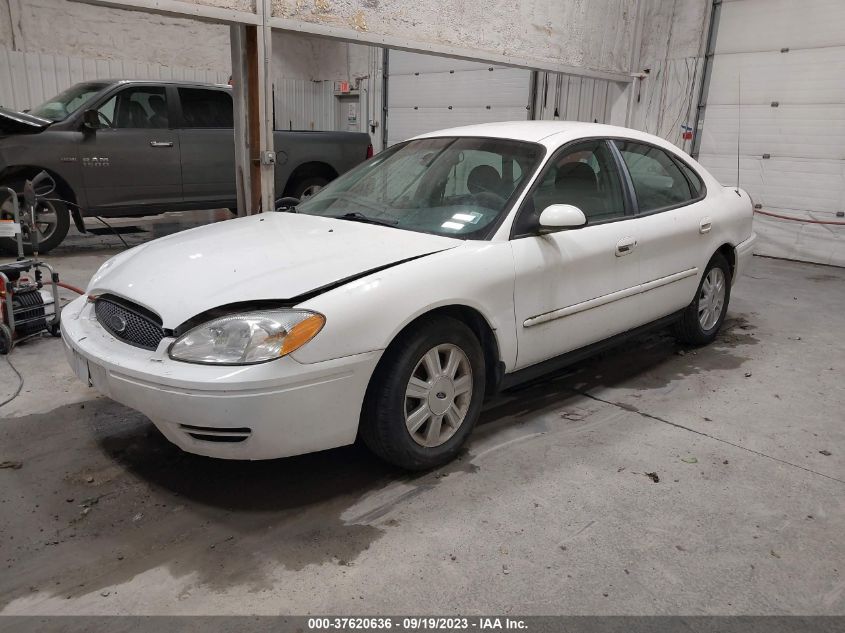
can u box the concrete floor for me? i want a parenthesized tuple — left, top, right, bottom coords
(0, 213, 843, 615)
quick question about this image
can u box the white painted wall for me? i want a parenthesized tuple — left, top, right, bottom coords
(0, 0, 230, 71)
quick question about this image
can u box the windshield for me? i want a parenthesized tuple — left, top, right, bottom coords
(30, 82, 109, 122)
(296, 136, 545, 239)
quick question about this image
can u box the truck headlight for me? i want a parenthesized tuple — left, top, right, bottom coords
(169, 310, 325, 365)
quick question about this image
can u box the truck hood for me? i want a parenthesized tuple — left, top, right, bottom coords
(88, 212, 461, 328)
(0, 107, 52, 135)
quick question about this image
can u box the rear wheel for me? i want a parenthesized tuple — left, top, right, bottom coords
(360, 316, 486, 470)
(0, 179, 71, 255)
(288, 176, 329, 201)
(673, 252, 732, 345)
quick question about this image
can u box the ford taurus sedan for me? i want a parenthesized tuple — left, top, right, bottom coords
(62, 121, 756, 470)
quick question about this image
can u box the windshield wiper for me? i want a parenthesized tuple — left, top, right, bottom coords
(329, 211, 398, 227)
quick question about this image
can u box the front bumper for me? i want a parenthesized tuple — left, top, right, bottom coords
(60, 295, 381, 460)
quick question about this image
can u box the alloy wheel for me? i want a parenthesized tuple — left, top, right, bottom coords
(404, 343, 473, 448)
(698, 267, 726, 331)
(0, 194, 60, 246)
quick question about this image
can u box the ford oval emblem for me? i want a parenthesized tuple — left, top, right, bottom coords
(108, 312, 127, 333)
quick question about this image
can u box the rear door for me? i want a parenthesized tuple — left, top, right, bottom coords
(81, 85, 182, 211)
(175, 87, 237, 207)
(510, 139, 642, 369)
(613, 141, 710, 323)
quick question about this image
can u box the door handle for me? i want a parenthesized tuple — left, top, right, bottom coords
(149, 141, 173, 148)
(699, 218, 712, 234)
(615, 237, 637, 257)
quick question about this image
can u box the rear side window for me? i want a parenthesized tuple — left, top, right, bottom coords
(676, 159, 704, 197)
(614, 141, 695, 213)
(178, 88, 233, 128)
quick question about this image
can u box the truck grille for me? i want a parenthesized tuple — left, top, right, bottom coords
(94, 295, 165, 350)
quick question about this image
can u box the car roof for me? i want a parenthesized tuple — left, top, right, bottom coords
(412, 120, 682, 151)
(95, 79, 231, 90)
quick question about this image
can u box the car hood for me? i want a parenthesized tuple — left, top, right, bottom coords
(88, 212, 462, 328)
(0, 107, 52, 135)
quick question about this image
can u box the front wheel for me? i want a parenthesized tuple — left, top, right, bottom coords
(360, 316, 486, 470)
(673, 252, 732, 345)
(0, 180, 71, 255)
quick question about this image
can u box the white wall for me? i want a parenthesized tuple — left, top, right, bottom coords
(271, 30, 370, 82)
(0, 0, 230, 71)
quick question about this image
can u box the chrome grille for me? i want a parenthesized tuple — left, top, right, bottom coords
(94, 296, 164, 350)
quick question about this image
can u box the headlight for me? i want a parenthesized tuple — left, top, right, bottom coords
(169, 309, 325, 365)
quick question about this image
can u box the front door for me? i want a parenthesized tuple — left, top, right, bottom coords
(81, 85, 182, 212)
(176, 87, 237, 207)
(510, 139, 643, 369)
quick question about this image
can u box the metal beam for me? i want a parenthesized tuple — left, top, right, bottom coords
(70, 0, 635, 83)
(267, 17, 634, 83)
(73, 0, 260, 25)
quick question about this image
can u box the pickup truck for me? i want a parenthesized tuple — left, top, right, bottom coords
(0, 79, 372, 253)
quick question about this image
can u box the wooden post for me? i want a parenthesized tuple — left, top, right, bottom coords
(229, 1, 274, 216)
(230, 24, 250, 217)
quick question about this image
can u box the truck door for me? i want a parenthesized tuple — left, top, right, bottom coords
(81, 85, 182, 212)
(175, 87, 237, 207)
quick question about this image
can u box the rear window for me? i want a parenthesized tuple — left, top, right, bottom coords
(614, 141, 696, 213)
(178, 88, 233, 128)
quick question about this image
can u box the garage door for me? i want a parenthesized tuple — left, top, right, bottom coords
(385, 51, 532, 147)
(696, 0, 845, 266)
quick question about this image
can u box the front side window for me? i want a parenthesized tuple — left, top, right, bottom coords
(513, 140, 626, 235)
(96, 87, 169, 129)
(614, 141, 695, 213)
(296, 137, 544, 239)
(30, 82, 109, 122)
(178, 88, 233, 128)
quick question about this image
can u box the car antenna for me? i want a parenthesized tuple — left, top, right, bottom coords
(735, 72, 742, 196)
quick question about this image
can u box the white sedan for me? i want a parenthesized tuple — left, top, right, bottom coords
(62, 122, 755, 470)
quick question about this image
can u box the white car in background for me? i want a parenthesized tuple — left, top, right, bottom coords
(62, 121, 755, 470)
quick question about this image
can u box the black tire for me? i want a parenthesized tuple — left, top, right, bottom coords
(673, 252, 732, 346)
(288, 175, 329, 201)
(0, 323, 12, 355)
(0, 179, 71, 255)
(360, 316, 486, 470)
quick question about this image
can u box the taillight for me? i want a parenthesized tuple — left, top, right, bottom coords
(366, 143, 374, 159)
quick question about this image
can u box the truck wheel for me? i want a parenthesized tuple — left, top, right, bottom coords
(0, 180, 71, 255)
(360, 316, 486, 470)
(289, 176, 328, 200)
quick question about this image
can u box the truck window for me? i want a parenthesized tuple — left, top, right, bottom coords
(97, 87, 169, 129)
(178, 88, 233, 128)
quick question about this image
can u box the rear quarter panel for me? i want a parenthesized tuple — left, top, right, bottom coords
(273, 130, 370, 190)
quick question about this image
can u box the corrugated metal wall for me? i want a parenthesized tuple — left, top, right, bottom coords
(0, 48, 229, 112)
(272, 79, 336, 132)
(533, 72, 629, 126)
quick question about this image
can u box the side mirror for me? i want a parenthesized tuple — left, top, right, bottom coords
(82, 109, 101, 130)
(538, 204, 587, 233)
